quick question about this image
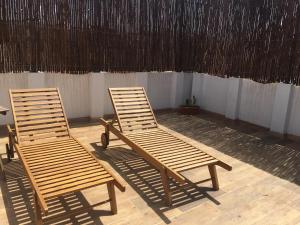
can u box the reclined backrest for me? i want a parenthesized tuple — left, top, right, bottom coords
(109, 87, 158, 133)
(9, 88, 70, 146)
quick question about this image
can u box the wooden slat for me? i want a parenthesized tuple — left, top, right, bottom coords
(32, 161, 100, 177)
(110, 87, 143, 91)
(35, 166, 105, 183)
(17, 118, 66, 127)
(19, 127, 68, 137)
(118, 112, 153, 119)
(16, 112, 64, 121)
(114, 97, 147, 102)
(20, 131, 69, 142)
(14, 104, 62, 112)
(18, 122, 67, 132)
(13, 95, 60, 102)
(164, 154, 214, 166)
(14, 100, 62, 107)
(43, 177, 114, 199)
(114, 101, 149, 107)
(39, 172, 111, 191)
(11, 88, 57, 93)
(12, 91, 59, 97)
(172, 159, 219, 172)
(15, 108, 63, 116)
(118, 109, 151, 114)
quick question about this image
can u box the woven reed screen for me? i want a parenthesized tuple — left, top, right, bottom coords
(0, 0, 300, 84)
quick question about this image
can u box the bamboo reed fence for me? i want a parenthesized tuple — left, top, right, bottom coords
(0, 0, 300, 84)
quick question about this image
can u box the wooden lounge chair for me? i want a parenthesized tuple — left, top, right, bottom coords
(100, 87, 232, 206)
(6, 88, 125, 224)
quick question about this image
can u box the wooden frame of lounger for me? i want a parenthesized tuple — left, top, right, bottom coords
(100, 87, 232, 206)
(6, 88, 125, 225)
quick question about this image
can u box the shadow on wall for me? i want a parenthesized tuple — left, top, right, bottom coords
(158, 112, 300, 186)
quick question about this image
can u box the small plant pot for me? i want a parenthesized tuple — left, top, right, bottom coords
(178, 105, 200, 115)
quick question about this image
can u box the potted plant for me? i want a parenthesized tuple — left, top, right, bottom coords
(178, 96, 200, 115)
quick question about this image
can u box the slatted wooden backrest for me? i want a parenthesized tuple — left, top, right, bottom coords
(9, 88, 71, 146)
(109, 87, 158, 133)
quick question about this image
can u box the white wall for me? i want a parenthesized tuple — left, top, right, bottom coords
(287, 86, 300, 136)
(192, 73, 229, 115)
(192, 73, 300, 136)
(45, 73, 90, 119)
(0, 72, 192, 125)
(238, 79, 276, 128)
(2, 71, 300, 137)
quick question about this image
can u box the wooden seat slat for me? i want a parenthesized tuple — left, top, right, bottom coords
(29, 155, 93, 170)
(16, 112, 64, 121)
(132, 135, 178, 143)
(173, 159, 219, 172)
(15, 108, 63, 116)
(26, 151, 89, 165)
(163, 154, 214, 166)
(18, 122, 67, 132)
(33, 162, 100, 178)
(13, 95, 60, 102)
(19, 127, 68, 137)
(114, 97, 147, 102)
(21, 136, 71, 146)
(43, 177, 114, 199)
(41, 174, 113, 194)
(12, 91, 59, 98)
(109, 90, 145, 95)
(14, 104, 62, 111)
(24, 147, 84, 159)
(29, 154, 98, 173)
(171, 157, 217, 169)
(140, 141, 190, 150)
(121, 116, 155, 122)
(122, 122, 156, 128)
(153, 148, 205, 159)
(18, 117, 66, 126)
(36, 166, 105, 183)
(12, 88, 58, 93)
(114, 101, 149, 106)
(20, 131, 69, 142)
(117, 109, 152, 114)
(20, 138, 74, 149)
(21, 144, 81, 155)
(122, 124, 157, 132)
(14, 100, 62, 107)
(113, 94, 146, 98)
(39, 171, 111, 191)
(118, 112, 154, 119)
(110, 87, 143, 91)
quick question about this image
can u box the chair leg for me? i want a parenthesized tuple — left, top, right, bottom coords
(160, 169, 172, 206)
(208, 165, 219, 190)
(33, 192, 43, 225)
(107, 181, 117, 214)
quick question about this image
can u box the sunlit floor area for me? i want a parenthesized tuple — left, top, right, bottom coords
(0, 111, 299, 225)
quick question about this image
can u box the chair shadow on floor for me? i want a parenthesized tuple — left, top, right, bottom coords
(0, 156, 111, 225)
(158, 112, 300, 186)
(91, 141, 221, 224)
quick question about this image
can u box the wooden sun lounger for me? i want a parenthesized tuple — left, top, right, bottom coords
(100, 87, 232, 206)
(6, 88, 125, 225)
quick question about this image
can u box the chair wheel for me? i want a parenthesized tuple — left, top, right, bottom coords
(101, 133, 109, 149)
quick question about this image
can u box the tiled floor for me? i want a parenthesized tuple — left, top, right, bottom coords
(0, 111, 299, 225)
